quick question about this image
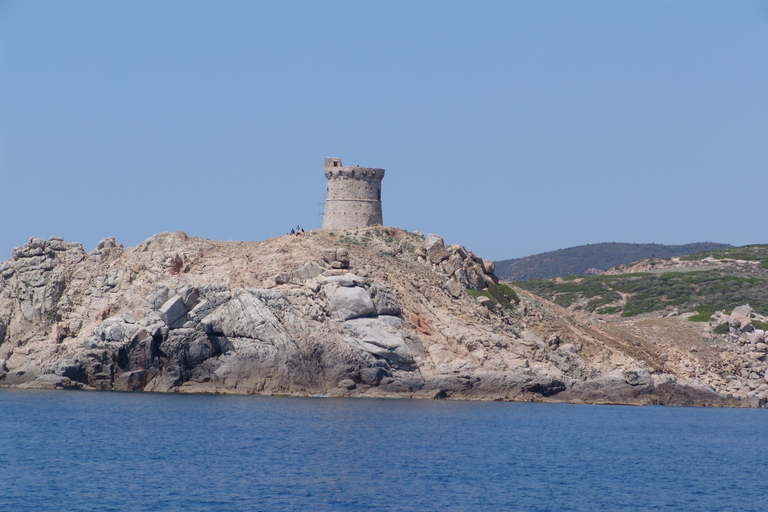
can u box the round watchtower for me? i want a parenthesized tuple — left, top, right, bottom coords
(321, 157, 385, 230)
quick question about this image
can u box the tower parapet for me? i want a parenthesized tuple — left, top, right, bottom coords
(321, 157, 384, 230)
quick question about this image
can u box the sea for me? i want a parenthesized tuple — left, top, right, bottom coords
(0, 390, 766, 512)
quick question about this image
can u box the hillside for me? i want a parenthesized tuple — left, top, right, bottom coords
(0, 230, 763, 406)
(514, 245, 768, 401)
(515, 245, 768, 318)
(495, 242, 733, 281)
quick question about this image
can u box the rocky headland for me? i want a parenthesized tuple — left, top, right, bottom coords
(0, 228, 763, 407)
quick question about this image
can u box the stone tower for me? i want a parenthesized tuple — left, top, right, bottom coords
(321, 157, 385, 230)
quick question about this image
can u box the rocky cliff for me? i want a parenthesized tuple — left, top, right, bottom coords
(0, 228, 759, 406)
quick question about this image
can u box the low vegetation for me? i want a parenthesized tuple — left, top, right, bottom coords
(515, 246, 768, 318)
(680, 244, 768, 262)
(466, 282, 520, 311)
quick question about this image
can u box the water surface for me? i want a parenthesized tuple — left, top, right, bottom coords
(1, 390, 765, 511)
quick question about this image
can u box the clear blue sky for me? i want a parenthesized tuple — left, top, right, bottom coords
(1, 1, 766, 261)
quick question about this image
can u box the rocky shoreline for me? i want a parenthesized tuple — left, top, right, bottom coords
(0, 229, 763, 407)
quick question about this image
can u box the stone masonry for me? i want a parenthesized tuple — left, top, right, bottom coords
(321, 157, 384, 230)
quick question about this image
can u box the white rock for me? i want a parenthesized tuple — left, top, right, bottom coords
(200, 289, 289, 347)
(327, 286, 376, 321)
(159, 295, 187, 329)
(344, 316, 413, 365)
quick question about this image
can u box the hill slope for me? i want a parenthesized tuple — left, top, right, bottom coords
(0, 230, 761, 406)
(514, 244, 768, 401)
(515, 244, 768, 318)
(495, 242, 733, 281)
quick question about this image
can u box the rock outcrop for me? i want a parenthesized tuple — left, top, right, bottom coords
(0, 229, 758, 407)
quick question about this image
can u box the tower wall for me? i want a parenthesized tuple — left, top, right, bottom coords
(321, 158, 384, 230)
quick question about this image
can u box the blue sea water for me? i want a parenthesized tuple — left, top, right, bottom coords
(0, 390, 766, 512)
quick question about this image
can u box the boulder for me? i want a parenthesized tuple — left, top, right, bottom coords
(200, 289, 289, 346)
(321, 247, 350, 269)
(93, 316, 131, 342)
(360, 367, 389, 386)
(274, 272, 292, 285)
(336, 248, 349, 264)
(466, 265, 486, 291)
(482, 259, 495, 275)
(338, 379, 356, 390)
(187, 299, 213, 325)
(732, 305, 753, 318)
(440, 259, 456, 276)
(476, 296, 494, 310)
(321, 248, 338, 263)
(49, 238, 67, 251)
(730, 305, 753, 331)
(447, 244, 468, 260)
(96, 237, 117, 251)
(454, 268, 470, 289)
(344, 316, 413, 366)
(320, 273, 367, 287)
(369, 280, 401, 316)
(178, 286, 199, 308)
(623, 369, 653, 389)
(425, 234, 448, 264)
(326, 285, 376, 321)
(445, 278, 462, 298)
(159, 295, 188, 329)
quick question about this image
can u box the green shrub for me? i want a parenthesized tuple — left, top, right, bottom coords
(586, 292, 621, 311)
(466, 283, 520, 311)
(554, 293, 577, 308)
(713, 324, 730, 334)
(596, 306, 622, 315)
(688, 312, 713, 322)
(682, 244, 768, 262)
(621, 296, 667, 317)
(688, 304, 718, 322)
(753, 320, 768, 331)
(517, 259, 768, 319)
(485, 282, 520, 309)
